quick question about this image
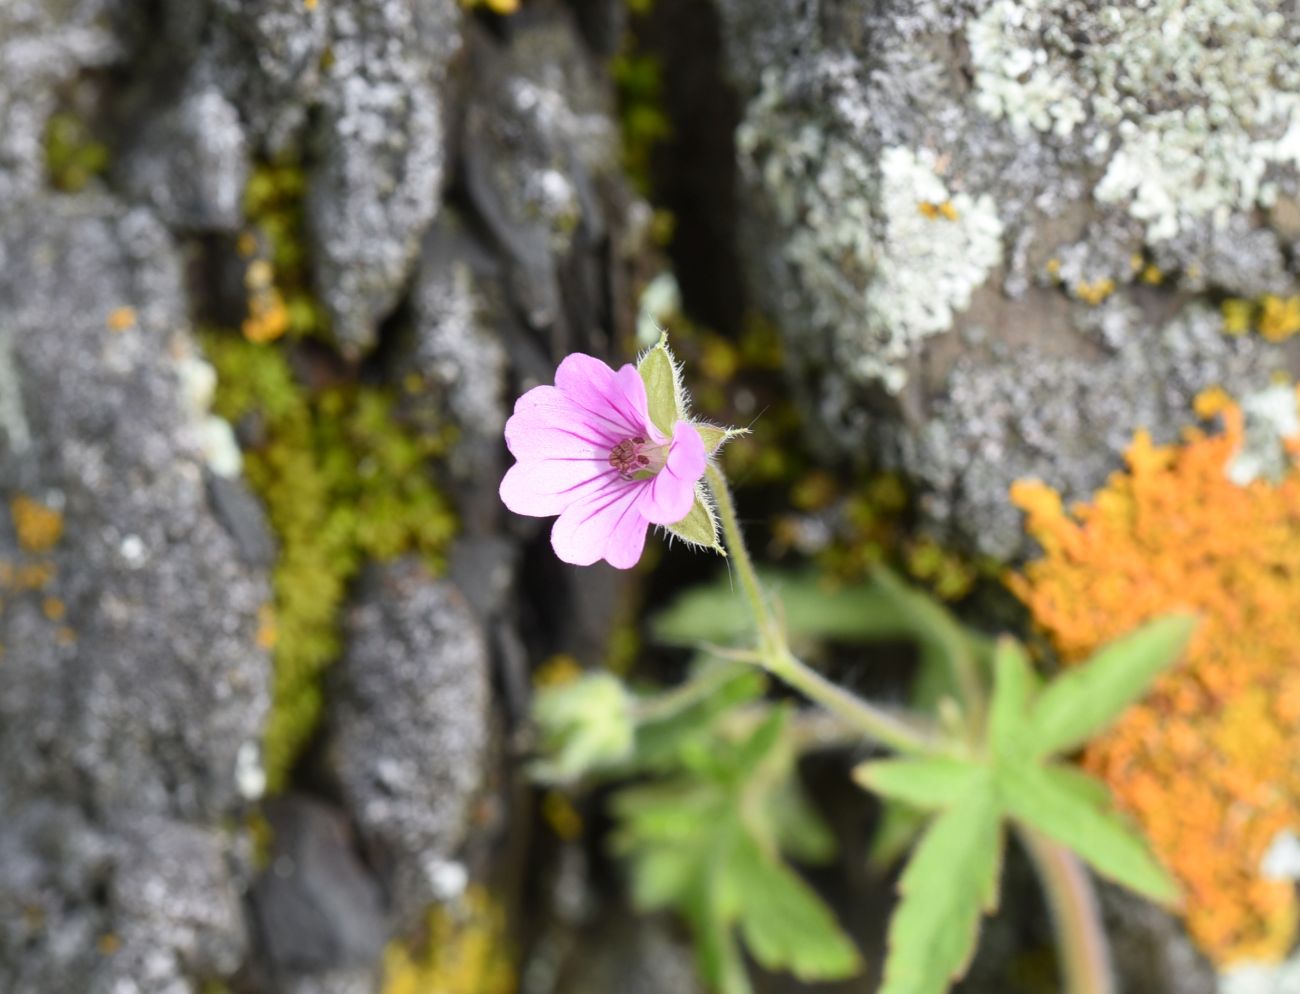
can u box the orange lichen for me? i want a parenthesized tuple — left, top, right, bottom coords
(10, 497, 63, 553)
(1010, 395, 1300, 964)
(106, 307, 136, 332)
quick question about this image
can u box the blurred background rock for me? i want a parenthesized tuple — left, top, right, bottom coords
(1, 0, 1297, 992)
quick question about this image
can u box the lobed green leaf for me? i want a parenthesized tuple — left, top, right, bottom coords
(997, 762, 1178, 904)
(853, 758, 988, 811)
(1026, 614, 1196, 759)
(879, 785, 1004, 994)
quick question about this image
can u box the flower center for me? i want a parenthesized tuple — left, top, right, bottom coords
(608, 435, 667, 480)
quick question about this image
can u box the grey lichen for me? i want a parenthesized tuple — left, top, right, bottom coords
(738, 63, 1003, 392)
(900, 304, 1288, 558)
(969, 0, 1300, 241)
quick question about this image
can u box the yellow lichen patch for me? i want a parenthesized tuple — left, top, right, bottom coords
(10, 497, 63, 553)
(1219, 295, 1300, 342)
(1045, 257, 1061, 278)
(41, 597, 64, 622)
(1073, 277, 1116, 306)
(918, 199, 959, 221)
(1259, 295, 1300, 343)
(106, 307, 137, 332)
(380, 887, 515, 994)
(1141, 264, 1163, 286)
(1011, 398, 1300, 964)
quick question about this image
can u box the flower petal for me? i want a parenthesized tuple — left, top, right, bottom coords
(505, 385, 621, 462)
(640, 420, 708, 525)
(555, 353, 656, 441)
(500, 458, 619, 518)
(550, 478, 649, 569)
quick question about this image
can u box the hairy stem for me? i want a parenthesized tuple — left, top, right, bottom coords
(1020, 828, 1116, 994)
(704, 464, 931, 755)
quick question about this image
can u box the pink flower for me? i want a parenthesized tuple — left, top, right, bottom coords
(500, 353, 707, 569)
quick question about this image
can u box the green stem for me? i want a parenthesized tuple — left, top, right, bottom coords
(1019, 828, 1115, 994)
(704, 464, 931, 756)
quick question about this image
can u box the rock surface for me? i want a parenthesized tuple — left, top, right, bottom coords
(0, 197, 272, 992)
(331, 559, 492, 925)
(716, 0, 1300, 557)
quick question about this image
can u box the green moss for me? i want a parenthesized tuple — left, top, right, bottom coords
(44, 111, 109, 194)
(612, 39, 671, 197)
(202, 332, 457, 790)
(240, 158, 330, 342)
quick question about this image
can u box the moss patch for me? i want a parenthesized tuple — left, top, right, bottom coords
(203, 332, 457, 791)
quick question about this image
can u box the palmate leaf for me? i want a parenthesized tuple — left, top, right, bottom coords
(880, 784, 1004, 994)
(997, 761, 1178, 904)
(612, 710, 860, 994)
(725, 831, 862, 982)
(853, 758, 987, 811)
(987, 636, 1040, 760)
(1024, 614, 1196, 759)
(651, 570, 916, 647)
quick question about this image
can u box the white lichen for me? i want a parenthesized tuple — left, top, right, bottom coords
(175, 348, 243, 478)
(1226, 381, 1300, 486)
(739, 72, 1003, 391)
(969, 0, 1300, 241)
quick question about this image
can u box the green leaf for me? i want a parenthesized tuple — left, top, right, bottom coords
(988, 637, 1040, 759)
(612, 705, 862, 993)
(1026, 614, 1196, 758)
(768, 779, 837, 865)
(638, 334, 684, 436)
(652, 570, 912, 647)
(867, 801, 928, 872)
(880, 785, 1004, 994)
(663, 485, 722, 551)
(632, 660, 767, 771)
(997, 762, 1178, 904)
(726, 832, 862, 982)
(853, 758, 987, 811)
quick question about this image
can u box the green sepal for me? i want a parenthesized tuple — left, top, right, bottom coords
(638, 332, 687, 437)
(695, 422, 749, 455)
(663, 484, 723, 554)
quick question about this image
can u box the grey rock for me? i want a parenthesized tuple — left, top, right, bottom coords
(331, 559, 491, 924)
(305, 0, 462, 355)
(250, 796, 387, 976)
(116, 82, 250, 231)
(1101, 884, 1216, 994)
(106, 819, 248, 982)
(209, 0, 332, 152)
(0, 196, 272, 991)
(400, 211, 510, 526)
(560, 916, 705, 994)
(0, 0, 122, 202)
(716, 0, 1300, 557)
(895, 304, 1286, 559)
(461, 8, 619, 342)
